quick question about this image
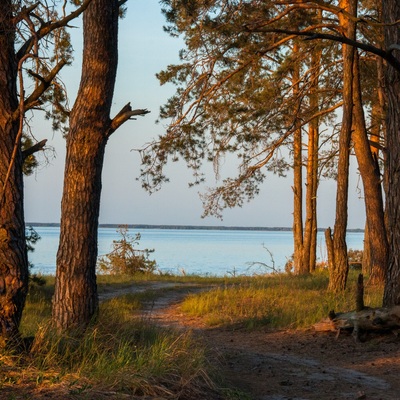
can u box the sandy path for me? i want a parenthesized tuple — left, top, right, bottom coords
(139, 283, 400, 400)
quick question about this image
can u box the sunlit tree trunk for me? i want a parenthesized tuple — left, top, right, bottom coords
(291, 42, 305, 274)
(52, 0, 119, 332)
(292, 44, 304, 274)
(328, 0, 356, 292)
(305, 122, 319, 272)
(302, 44, 321, 273)
(382, 0, 400, 307)
(352, 52, 387, 284)
(292, 126, 304, 274)
(0, 2, 29, 345)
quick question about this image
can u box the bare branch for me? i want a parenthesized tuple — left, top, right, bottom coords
(108, 103, 150, 136)
(1, 52, 34, 203)
(22, 139, 47, 160)
(12, 2, 40, 25)
(16, 0, 93, 61)
(12, 59, 67, 120)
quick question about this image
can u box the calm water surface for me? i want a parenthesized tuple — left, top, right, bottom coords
(29, 226, 364, 276)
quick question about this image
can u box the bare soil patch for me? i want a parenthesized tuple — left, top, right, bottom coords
(143, 283, 400, 400)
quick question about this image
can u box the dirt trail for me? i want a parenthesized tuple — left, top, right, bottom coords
(141, 283, 400, 400)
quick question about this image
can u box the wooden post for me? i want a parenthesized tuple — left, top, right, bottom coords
(356, 273, 364, 312)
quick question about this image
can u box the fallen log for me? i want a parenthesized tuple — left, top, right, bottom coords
(313, 306, 400, 340)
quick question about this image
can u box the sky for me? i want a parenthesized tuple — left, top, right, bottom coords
(24, 0, 366, 229)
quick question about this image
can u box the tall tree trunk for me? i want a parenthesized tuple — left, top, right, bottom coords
(292, 43, 304, 274)
(302, 44, 321, 273)
(0, 2, 29, 345)
(302, 122, 318, 273)
(52, 0, 119, 332)
(382, 0, 400, 307)
(351, 52, 387, 284)
(328, 0, 356, 292)
(292, 124, 304, 274)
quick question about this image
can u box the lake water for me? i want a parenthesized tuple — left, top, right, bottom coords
(29, 226, 364, 277)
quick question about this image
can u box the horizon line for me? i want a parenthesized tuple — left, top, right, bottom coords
(27, 222, 365, 232)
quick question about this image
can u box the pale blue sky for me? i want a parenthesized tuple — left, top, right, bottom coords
(24, 0, 366, 228)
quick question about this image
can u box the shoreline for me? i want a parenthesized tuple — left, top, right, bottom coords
(27, 222, 364, 233)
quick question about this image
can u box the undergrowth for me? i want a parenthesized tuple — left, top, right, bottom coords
(6, 282, 219, 399)
(0, 270, 385, 399)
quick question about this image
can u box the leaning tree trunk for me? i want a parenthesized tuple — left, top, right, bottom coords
(0, 3, 29, 345)
(52, 0, 119, 332)
(382, 0, 400, 307)
(351, 52, 387, 284)
(328, 0, 356, 292)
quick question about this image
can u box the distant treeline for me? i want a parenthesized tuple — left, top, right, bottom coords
(27, 222, 364, 233)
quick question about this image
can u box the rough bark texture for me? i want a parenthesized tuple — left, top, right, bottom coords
(292, 124, 303, 274)
(0, 2, 29, 344)
(352, 52, 387, 284)
(328, 0, 356, 292)
(325, 227, 334, 272)
(362, 222, 372, 275)
(383, 0, 400, 306)
(313, 305, 400, 339)
(52, 0, 119, 331)
(302, 46, 321, 274)
(292, 43, 304, 275)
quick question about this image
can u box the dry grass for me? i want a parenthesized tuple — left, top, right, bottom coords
(1, 281, 219, 400)
(0, 271, 384, 399)
(179, 271, 384, 329)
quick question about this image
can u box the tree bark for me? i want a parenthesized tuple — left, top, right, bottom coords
(302, 44, 321, 273)
(52, 0, 119, 332)
(0, 2, 29, 345)
(314, 305, 400, 338)
(328, 0, 356, 292)
(362, 222, 372, 275)
(352, 52, 387, 284)
(382, 0, 400, 306)
(325, 227, 334, 272)
(292, 44, 304, 275)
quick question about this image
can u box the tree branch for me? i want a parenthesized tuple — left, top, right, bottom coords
(12, 2, 40, 25)
(108, 103, 150, 136)
(12, 59, 67, 121)
(22, 139, 47, 160)
(16, 0, 93, 61)
(244, 26, 400, 72)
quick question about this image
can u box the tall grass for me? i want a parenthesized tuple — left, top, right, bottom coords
(13, 286, 217, 399)
(180, 271, 384, 329)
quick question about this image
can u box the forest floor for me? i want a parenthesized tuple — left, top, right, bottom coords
(3, 282, 400, 400)
(138, 282, 400, 400)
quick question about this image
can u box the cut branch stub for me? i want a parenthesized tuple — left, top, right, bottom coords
(108, 102, 150, 135)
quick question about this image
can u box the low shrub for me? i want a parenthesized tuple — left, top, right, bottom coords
(97, 225, 156, 275)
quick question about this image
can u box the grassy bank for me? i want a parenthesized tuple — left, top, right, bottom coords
(4, 276, 219, 400)
(180, 271, 383, 329)
(0, 271, 383, 399)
